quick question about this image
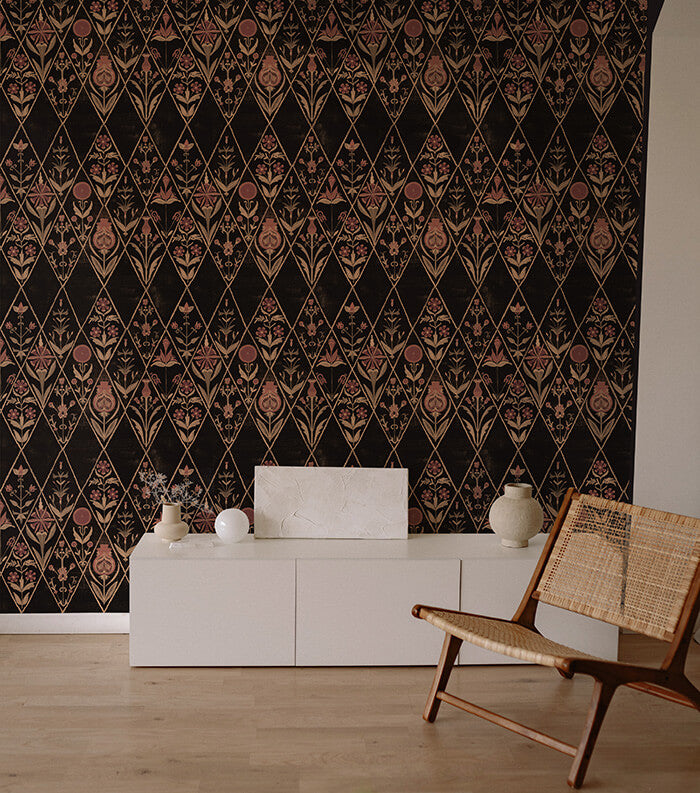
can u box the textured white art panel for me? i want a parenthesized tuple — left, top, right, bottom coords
(254, 466, 408, 539)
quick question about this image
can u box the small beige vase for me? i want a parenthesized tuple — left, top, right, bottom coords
(153, 502, 189, 543)
(488, 483, 543, 548)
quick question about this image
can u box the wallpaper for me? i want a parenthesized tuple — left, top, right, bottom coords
(0, 0, 647, 613)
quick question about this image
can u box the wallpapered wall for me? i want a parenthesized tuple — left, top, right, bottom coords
(0, 0, 647, 613)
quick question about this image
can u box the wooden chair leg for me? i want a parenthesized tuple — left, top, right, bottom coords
(677, 676, 700, 709)
(423, 633, 462, 722)
(567, 679, 616, 789)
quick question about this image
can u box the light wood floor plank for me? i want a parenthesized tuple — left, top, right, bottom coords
(0, 634, 697, 792)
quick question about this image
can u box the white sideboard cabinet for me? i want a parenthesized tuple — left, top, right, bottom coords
(129, 533, 618, 667)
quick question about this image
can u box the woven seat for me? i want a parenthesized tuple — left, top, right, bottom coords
(420, 609, 597, 667)
(413, 489, 700, 789)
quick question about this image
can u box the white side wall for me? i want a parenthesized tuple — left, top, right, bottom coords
(635, 2, 700, 639)
(634, 1, 700, 518)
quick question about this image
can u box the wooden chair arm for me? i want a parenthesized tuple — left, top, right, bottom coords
(565, 657, 668, 685)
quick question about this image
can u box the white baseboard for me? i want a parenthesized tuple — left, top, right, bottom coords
(0, 613, 129, 634)
(0, 614, 697, 643)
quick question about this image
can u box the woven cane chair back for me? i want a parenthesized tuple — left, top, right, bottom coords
(535, 494, 700, 641)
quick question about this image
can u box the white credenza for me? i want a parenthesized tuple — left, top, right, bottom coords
(129, 533, 618, 667)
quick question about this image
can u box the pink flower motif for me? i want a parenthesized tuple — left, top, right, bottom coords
(94, 296, 111, 314)
(589, 218, 613, 253)
(359, 16, 383, 47)
(258, 218, 282, 253)
(569, 181, 589, 201)
(344, 378, 360, 396)
(526, 18, 551, 47)
(593, 460, 608, 476)
(261, 297, 277, 314)
(13, 378, 29, 396)
(423, 55, 447, 89)
(525, 180, 551, 208)
(95, 134, 111, 151)
(258, 54, 282, 89)
(92, 54, 116, 89)
(73, 18, 91, 37)
(178, 53, 194, 70)
(92, 543, 116, 578)
(93, 380, 116, 416)
(510, 215, 526, 233)
(28, 180, 53, 208)
(570, 19, 588, 37)
(194, 342, 218, 371)
(593, 296, 608, 314)
(589, 380, 613, 416)
(359, 179, 385, 208)
(427, 460, 442, 476)
(92, 218, 116, 252)
(13, 51, 28, 69)
(404, 18, 423, 37)
(239, 18, 257, 37)
(195, 18, 219, 47)
(28, 341, 52, 370)
(238, 344, 257, 363)
(179, 379, 195, 396)
(258, 381, 282, 416)
(72, 181, 92, 201)
(318, 338, 342, 367)
(423, 218, 447, 253)
(29, 18, 55, 47)
(423, 380, 448, 417)
(193, 180, 219, 208)
(238, 180, 258, 201)
(524, 339, 550, 373)
(589, 54, 613, 90)
(426, 297, 443, 314)
(510, 52, 526, 70)
(570, 344, 589, 364)
(73, 507, 92, 526)
(359, 343, 384, 371)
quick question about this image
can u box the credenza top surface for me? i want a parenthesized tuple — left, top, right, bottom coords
(131, 532, 546, 562)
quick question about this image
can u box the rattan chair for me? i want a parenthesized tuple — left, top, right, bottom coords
(413, 488, 700, 788)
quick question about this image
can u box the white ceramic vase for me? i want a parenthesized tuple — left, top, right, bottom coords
(488, 483, 543, 548)
(153, 502, 189, 543)
(215, 508, 250, 543)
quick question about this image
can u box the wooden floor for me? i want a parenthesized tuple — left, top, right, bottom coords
(0, 634, 698, 793)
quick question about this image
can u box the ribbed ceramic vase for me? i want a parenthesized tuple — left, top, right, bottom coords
(488, 484, 543, 548)
(153, 502, 189, 543)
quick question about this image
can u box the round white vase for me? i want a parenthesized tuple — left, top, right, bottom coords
(215, 508, 250, 543)
(488, 484, 543, 548)
(153, 502, 189, 543)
